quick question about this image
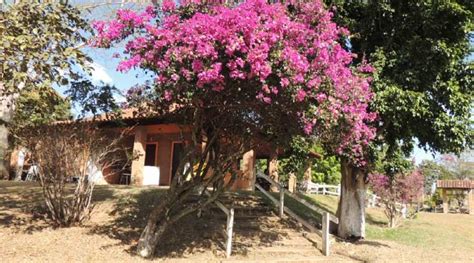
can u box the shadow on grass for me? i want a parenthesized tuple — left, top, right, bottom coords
(0, 181, 117, 233)
(366, 212, 387, 226)
(355, 239, 391, 248)
(89, 189, 289, 258)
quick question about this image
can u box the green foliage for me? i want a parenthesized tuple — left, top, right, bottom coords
(373, 145, 415, 178)
(418, 160, 452, 194)
(0, 2, 92, 97)
(278, 136, 341, 184)
(278, 136, 312, 180)
(326, 0, 474, 158)
(12, 89, 71, 128)
(311, 155, 341, 185)
(66, 80, 121, 118)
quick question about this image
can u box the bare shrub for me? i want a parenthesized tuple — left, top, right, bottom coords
(16, 123, 129, 226)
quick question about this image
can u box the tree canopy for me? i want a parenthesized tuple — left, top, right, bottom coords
(326, 0, 473, 159)
(1, 2, 92, 97)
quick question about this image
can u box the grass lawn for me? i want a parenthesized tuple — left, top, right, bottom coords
(289, 194, 474, 261)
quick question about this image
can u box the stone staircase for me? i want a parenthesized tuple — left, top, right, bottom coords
(199, 192, 340, 262)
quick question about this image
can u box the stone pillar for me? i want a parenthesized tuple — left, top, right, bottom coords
(131, 126, 146, 186)
(288, 173, 297, 193)
(268, 150, 279, 192)
(242, 149, 256, 191)
(442, 188, 449, 214)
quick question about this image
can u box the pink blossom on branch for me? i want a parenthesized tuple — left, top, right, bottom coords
(91, 0, 377, 165)
(369, 171, 424, 227)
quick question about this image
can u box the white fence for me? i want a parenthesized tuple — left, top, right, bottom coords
(303, 182, 405, 213)
(304, 181, 341, 196)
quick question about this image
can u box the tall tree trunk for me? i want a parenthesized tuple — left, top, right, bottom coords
(0, 122, 9, 179)
(336, 158, 366, 239)
(0, 89, 14, 180)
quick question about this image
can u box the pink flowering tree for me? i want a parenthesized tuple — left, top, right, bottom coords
(92, 0, 375, 257)
(369, 171, 424, 228)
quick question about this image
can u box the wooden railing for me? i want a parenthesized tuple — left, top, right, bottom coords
(204, 191, 234, 258)
(255, 172, 338, 256)
(214, 200, 235, 258)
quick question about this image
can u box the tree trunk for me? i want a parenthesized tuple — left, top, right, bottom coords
(0, 122, 9, 179)
(389, 215, 396, 228)
(136, 190, 217, 258)
(137, 209, 170, 258)
(0, 90, 14, 180)
(336, 158, 366, 239)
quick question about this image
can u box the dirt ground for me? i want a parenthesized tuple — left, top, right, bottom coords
(1, 181, 473, 262)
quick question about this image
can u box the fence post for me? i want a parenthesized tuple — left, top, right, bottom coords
(226, 208, 234, 258)
(279, 186, 284, 218)
(322, 212, 330, 256)
(401, 203, 407, 219)
(322, 187, 326, 195)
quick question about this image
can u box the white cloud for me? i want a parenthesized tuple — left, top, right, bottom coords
(89, 62, 113, 84)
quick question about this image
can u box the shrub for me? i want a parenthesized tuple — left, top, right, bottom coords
(17, 123, 128, 226)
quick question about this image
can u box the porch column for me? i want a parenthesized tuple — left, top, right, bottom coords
(442, 188, 449, 214)
(268, 150, 279, 192)
(242, 149, 256, 191)
(131, 126, 146, 186)
(303, 161, 312, 193)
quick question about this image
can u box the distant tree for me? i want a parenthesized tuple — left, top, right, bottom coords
(66, 80, 121, 118)
(369, 170, 424, 228)
(418, 160, 452, 194)
(438, 153, 474, 180)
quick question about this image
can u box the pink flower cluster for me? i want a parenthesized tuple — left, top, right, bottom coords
(91, 0, 377, 165)
(369, 171, 424, 204)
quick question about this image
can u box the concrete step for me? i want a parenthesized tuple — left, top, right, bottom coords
(233, 221, 262, 230)
(211, 214, 264, 220)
